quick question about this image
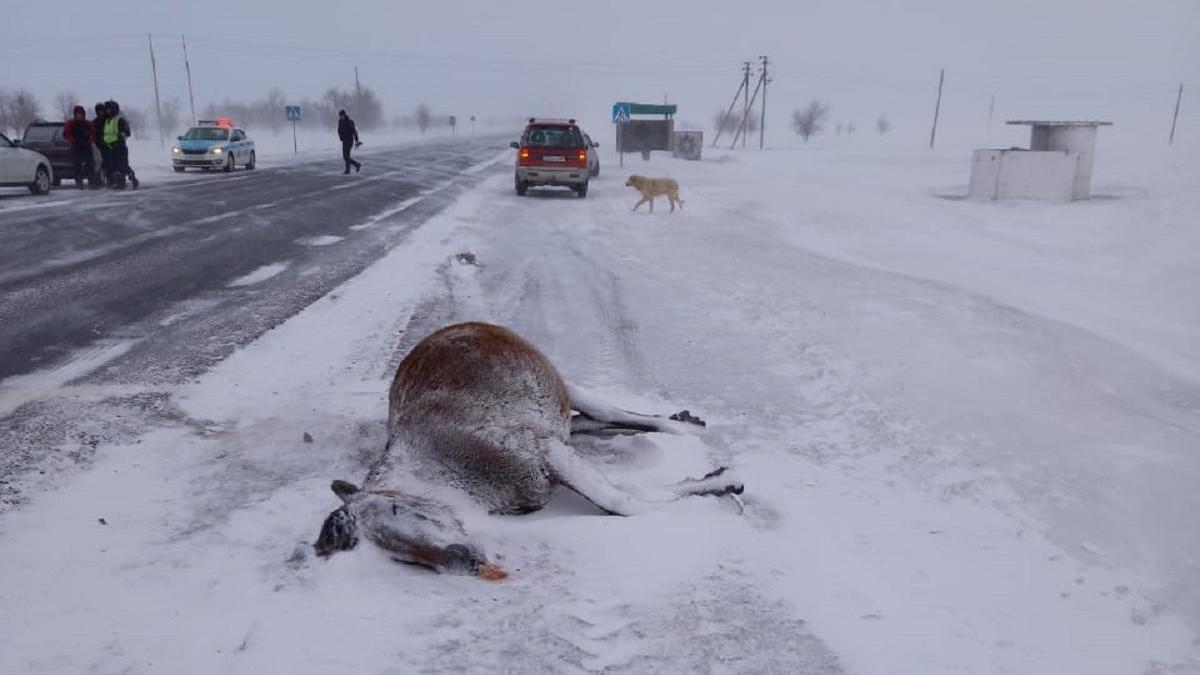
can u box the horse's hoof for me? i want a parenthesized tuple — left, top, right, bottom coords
(669, 409, 706, 426)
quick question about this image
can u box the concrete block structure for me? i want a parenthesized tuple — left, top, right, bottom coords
(969, 120, 1112, 201)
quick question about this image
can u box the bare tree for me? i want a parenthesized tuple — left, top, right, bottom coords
(713, 108, 759, 135)
(54, 90, 80, 120)
(836, 122, 844, 135)
(123, 106, 148, 135)
(1, 88, 43, 137)
(0, 89, 12, 136)
(265, 87, 286, 135)
(876, 114, 891, 135)
(846, 122, 856, 135)
(791, 100, 830, 142)
(415, 103, 432, 134)
(160, 98, 182, 137)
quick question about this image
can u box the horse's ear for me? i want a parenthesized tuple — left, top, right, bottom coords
(331, 479, 361, 503)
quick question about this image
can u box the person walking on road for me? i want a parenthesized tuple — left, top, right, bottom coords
(63, 105, 97, 188)
(337, 109, 362, 175)
(92, 102, 109, 187)
(103, 100, 139, 189)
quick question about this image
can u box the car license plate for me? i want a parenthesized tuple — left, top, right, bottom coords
(544, 155, 565, 162)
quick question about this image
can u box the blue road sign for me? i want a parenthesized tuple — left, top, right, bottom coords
(285, 105, 301, 121)
(612, 102, 630, 124)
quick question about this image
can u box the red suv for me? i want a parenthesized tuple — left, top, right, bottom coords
(510, 118, 590, 198)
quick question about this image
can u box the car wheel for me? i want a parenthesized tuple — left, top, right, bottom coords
(29, 165, 51, 195)
(577, 180, 589, 199)
(173, 167, 186, 173)
(246, 151, 256, 170)
(515, 175, 527, 196)
(223, 154, 234, 173)
(593, 164, 599, 177)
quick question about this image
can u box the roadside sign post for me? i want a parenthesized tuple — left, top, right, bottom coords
(613, 102, 630, 167)
(449, 115, 457, 137)
(470, 114, 476, 136)
(285, 105, 302, 155)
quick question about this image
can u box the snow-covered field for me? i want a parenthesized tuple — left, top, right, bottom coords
(1, 134, 1198, 673)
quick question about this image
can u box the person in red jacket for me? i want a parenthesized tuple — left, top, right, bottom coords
(63, 105, 98, 188)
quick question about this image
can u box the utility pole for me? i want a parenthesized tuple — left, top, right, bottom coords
(354, 66, 362, 110)
(147, 33, 165, 147)
(1169, 83, 1183, 145)
(731, 73, 764, 150)
(741, 61, 751, 148)
(929, 68, 945, 149)
(182, 35, 197, 126)
(759, 55, 769, 149)
(712, 67, 748, 148)
(987, 92, 996, 141)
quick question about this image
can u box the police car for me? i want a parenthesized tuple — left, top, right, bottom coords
(171, 119, 256, 172)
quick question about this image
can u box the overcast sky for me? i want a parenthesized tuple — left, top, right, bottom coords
(2, 0, 1195, 146)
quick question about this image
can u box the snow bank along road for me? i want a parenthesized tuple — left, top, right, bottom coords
(0, 135, 507, 503)
(1, 137, 1198, 674)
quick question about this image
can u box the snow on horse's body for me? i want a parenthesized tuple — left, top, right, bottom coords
(374, 322, 568, 513)
(314, 322, 743, 579)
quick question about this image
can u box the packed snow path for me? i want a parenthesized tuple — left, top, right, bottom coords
(0, 140, 1197, 674)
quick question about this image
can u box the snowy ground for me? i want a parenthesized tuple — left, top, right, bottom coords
(1, 135, 1198, 674)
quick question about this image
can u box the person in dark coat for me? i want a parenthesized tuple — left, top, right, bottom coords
(337, 109, 362, 174)
(62, 105, 97, 188)
(92, 102, 109, 186)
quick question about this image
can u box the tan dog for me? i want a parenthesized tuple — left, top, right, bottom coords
(625, 175, 685, 213)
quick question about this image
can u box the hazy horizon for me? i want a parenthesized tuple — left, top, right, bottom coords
(2, 0, 1196, 148)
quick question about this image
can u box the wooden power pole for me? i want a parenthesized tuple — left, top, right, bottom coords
(1169, 83, 1183, 145)
(741, 61, 751, 148)
(712, 67, 748, 148)
(759, 55, 769, 149)
(147, 34, 165, 147)
(182, 35, 197, 126)
(731, 72, 764, 150)
(929, 68, 945, 149)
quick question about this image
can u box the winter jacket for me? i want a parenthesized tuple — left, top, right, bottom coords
(92, 117, 107, 147)
(337, 116, 359, 143)
(63, 118, 94, 148)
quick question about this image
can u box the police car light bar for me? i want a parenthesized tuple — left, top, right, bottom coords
(198, 119, 235, 128)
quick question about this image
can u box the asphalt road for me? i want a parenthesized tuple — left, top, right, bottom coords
(0, 136, 508, 383)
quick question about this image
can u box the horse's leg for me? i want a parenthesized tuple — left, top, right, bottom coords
(568, 382, 705, 437)
(546, 443, 743, 516)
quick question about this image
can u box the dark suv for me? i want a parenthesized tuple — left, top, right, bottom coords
(21, 122, 72, 184)
(510, 118, 591, 198)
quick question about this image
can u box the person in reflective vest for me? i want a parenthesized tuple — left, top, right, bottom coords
(103, 100, 139, 189)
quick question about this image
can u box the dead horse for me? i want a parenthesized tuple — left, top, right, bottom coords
(314, 322, 743, 579)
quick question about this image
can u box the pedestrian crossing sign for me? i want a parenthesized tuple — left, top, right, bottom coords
(612, 103, 631, 124)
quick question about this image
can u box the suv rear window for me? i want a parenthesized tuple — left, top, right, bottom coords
(524, 125, 583, 149)
(23, 125, 60, 143)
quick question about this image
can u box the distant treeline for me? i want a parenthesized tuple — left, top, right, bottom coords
(1, 82, 503, 139)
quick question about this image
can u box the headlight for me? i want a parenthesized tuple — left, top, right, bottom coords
(171, 146, 181, 154)
(210, 146, 223, 155)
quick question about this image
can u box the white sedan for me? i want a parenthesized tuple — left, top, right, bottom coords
(0, 131, 53, 195)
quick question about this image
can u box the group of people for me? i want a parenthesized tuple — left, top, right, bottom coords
(61, 100, 138, 189)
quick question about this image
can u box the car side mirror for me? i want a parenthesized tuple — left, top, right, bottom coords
(592, 142, 600, 148)
(177, 135, 183, 140)
(11, 139, 21, 148)
(509, 142, 520, 149)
